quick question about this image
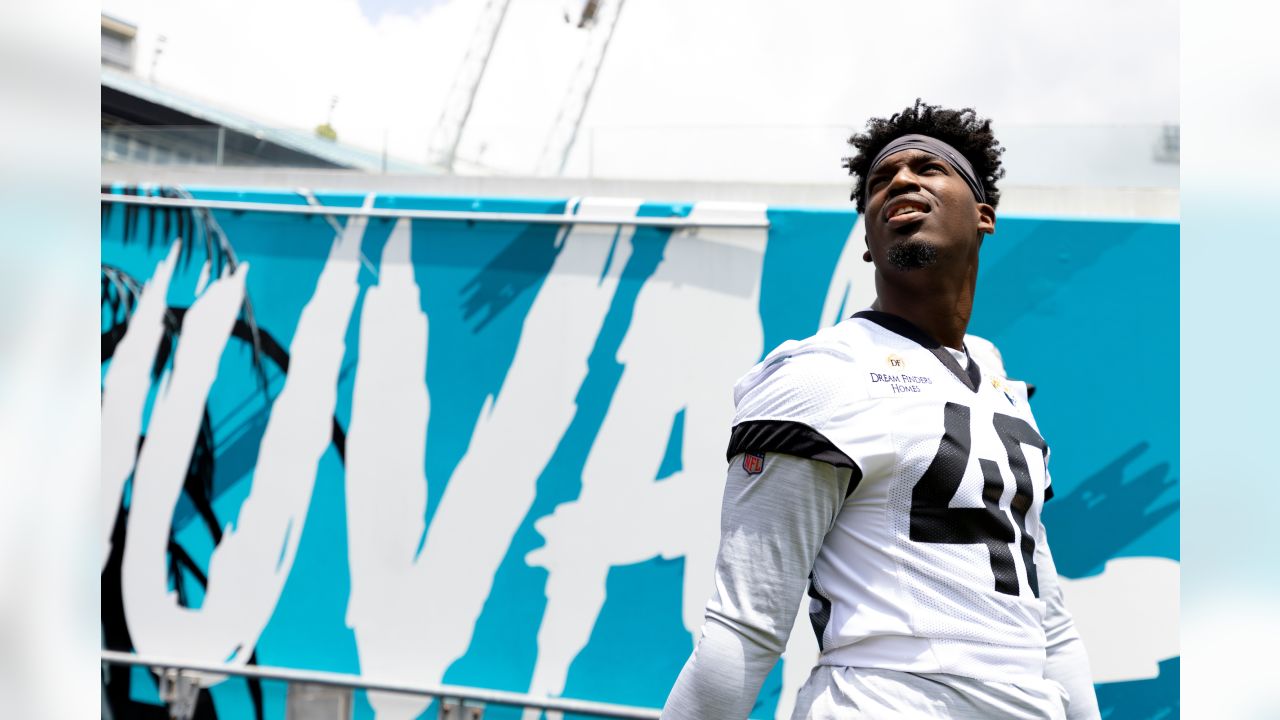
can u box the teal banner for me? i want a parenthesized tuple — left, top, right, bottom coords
(101, 187, 1177, 719)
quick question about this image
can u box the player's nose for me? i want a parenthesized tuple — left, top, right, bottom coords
(886, 165, 922, 194)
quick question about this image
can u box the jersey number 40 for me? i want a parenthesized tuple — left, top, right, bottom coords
(909, 402, 1048, 598)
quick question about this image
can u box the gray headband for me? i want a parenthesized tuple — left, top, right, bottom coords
(866, 134, 985, 205)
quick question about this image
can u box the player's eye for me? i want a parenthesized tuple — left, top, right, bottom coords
(921, 162, 947, 174)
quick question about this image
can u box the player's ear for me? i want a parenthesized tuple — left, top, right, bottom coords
(976, 202, 996, 236)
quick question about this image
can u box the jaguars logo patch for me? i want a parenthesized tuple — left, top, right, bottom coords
(991, 377, 1017, 407)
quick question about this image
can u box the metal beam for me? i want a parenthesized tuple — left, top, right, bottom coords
(535, 0, 627, 176)
(427, 0, 514, 172)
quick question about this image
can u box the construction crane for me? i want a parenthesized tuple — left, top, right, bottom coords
(535, 0, 627, 176)
(427, 0, 514, 172)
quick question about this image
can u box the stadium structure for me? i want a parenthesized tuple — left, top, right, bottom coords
(100, 5, 1180, 720)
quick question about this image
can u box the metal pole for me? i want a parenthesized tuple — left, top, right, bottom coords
(99, 193, 770, 229)
(215, 127, 225, 167)
(535, 0, 627, 176)
(428, 0, 514, 172)
(101, 651, 662, 719)
(555, 0, 625, 176)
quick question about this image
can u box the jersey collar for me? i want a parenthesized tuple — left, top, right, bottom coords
(852, 310, 982, 393)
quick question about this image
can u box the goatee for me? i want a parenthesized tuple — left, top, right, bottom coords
(887, 240, 938, 271)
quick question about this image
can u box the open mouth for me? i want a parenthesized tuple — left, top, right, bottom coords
(884, 199, 929, 228)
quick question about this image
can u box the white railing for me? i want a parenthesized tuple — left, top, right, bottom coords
(100, 193, 770, 229)
(102, 650, 663, 719)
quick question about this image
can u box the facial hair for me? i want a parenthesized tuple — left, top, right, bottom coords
(887, 239, 938, 271)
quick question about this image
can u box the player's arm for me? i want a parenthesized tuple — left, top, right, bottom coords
(1037, 523, 1101, 720)
(660, 451, 852, 720)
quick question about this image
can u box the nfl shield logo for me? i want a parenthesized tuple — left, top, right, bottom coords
(743, 453, 765, 474)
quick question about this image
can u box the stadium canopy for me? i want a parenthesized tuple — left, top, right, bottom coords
(102, 67, 440, 174)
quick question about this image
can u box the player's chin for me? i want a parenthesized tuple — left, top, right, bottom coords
(885, 237, 939, 271)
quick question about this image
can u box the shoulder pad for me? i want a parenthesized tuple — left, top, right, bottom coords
(964, 334, 1007, 376)
(732, 337, 858, 428)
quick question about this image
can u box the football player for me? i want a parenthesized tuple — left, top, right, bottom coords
(661, 100, 1099, 719)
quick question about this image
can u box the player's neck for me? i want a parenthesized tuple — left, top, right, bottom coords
(871, 270, 976, 351)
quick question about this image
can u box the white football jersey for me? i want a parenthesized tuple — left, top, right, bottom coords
(728, 310, 1054, 683)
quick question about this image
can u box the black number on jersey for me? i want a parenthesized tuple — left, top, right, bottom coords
(909, 402, 1048, 597)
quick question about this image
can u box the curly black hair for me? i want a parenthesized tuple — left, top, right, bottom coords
(843, 99, 1005, 213)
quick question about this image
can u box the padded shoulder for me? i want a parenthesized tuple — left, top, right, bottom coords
(732, 331, 861, 429)
(728, 331, 862, 471)
(964, 333, 1008, 376)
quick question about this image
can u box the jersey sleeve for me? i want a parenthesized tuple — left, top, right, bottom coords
(661, 453, 853, 720)
(1036, 523, 1101, 720)
(726, 341, 863, 474)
